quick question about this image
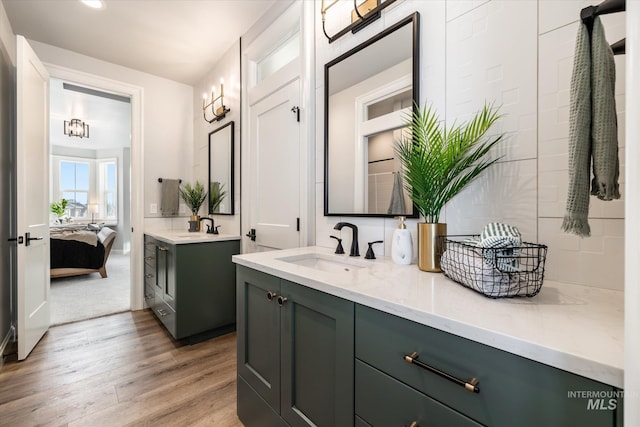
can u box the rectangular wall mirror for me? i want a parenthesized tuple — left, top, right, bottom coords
(208, 121, 234, 215)
(324, 12, 419, 217)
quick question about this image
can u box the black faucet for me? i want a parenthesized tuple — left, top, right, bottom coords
(200, 217, 215, 234)
(333, 222, 359, 257)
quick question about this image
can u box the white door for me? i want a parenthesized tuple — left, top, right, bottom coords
(16, 36, 50, 360)
(248, 79, 300, 251)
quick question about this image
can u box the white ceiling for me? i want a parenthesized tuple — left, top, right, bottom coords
(4, 0, 277, 150)
(49, 78, 132, 150)
(3, 0, 276, 86)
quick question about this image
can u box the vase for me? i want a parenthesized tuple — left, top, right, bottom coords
(190, 215, 201, 232)
(417, 223, 447, 272)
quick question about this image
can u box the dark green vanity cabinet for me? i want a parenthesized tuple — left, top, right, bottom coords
(236, 266, 354, 427)
(144, 235, 239, 340)
(235, 264, 621, 427)
(355, 305, 620, 427)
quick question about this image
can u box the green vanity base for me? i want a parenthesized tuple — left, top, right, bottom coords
(236, 265, 622, 427)
(144, 235, 239, 340)
(236, 266, 354, 427)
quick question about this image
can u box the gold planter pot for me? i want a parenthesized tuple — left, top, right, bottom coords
(418, 223, 447, 272)
(190, 215, 201, 232)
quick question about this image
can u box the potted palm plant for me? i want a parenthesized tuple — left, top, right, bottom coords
(395, 103, 504, 272)
(209, 182, 227, 214)
(180, 181, 207, 231)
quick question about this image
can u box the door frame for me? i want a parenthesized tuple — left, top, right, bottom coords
(45, 63, 145, 310)
(241, 0, 314, 253)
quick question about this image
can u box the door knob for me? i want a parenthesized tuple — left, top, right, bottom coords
(25, 232, 43, 247)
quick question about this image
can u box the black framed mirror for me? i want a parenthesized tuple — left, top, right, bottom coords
(324, 12, 419, 217)
(208, 121, 234, 215)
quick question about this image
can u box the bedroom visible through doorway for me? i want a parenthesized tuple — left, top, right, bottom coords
(49, 78, 132, 325)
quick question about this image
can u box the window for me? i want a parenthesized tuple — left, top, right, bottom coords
(52, 156, 118, 221)
(99, 160, 117, 219)
(256, 31, 300, 83)
(60, 160, 90, 218)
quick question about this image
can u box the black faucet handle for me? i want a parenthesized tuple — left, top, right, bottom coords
(214, 225, 221, 235)
(206, 224, 212, 233)
(330, 235, 344, 254)
(365, 240, 383, 260)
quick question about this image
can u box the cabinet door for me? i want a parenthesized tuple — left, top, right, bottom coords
(237, 267, 282, 411)
(280, 280, 354, 427)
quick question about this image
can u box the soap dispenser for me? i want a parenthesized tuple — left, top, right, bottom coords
(391, 216, 412, 265)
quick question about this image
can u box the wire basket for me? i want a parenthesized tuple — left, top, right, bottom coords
(439, 235, 548, 298)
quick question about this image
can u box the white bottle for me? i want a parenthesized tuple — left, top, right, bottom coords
(391, 216, 413, 265)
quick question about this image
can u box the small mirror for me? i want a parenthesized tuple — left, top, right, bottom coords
(325, 13, 419, 217)
(208, 121, 234, 215)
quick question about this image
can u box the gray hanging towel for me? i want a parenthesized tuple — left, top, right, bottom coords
(387, 172, 407, 215)
(160, 179, 180, 216)
(562, 17, 619, 237)
(590, 18, 620, 201)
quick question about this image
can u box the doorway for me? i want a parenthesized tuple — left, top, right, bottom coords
(241, 1, 314, 253)
(48, 78, 132, 324)
(42, 64, 145, 325)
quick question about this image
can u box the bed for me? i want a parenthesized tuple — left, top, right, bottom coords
(50, 226, 117, 279)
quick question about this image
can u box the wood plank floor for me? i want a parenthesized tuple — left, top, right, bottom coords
(0, 310, 243, 427)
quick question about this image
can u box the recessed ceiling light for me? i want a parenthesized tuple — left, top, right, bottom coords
(81, 0, 105, 9)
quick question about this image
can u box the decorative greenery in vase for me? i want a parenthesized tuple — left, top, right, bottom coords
(394, 102, 504, 271)
(209, 182, 227, 214)
(179, 181, 207, 216)
(395, 102, 504, 223)
(50, 198, 68, 218)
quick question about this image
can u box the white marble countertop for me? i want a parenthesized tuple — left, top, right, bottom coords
(145, 229, 241, 245)
(232, 246, 624, 388)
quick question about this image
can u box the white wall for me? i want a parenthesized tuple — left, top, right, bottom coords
(27, 40, 195, 233)
(315, 0, 626, 291)
(192, 40, 241, 236)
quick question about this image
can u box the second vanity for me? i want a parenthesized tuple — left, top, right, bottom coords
(233, 246, 623, 427)
(144, 230, 240, 340)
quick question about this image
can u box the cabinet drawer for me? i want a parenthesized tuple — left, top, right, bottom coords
(356, 305, 617, 427)
(144, 262, 155, 284)
(356, 360, 481, 427)
(144, 282, 155, 307)
(153, 299, 176, 338)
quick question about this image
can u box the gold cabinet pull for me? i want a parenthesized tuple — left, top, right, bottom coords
(266, 291, 277, 301)
(407, 422, 418, 427)
(403, 352, 480, 394)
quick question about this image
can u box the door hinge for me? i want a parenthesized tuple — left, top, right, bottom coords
(291, 106, 300, 122)
(246, 228, 256, 241)
(296, 218, 300, 232)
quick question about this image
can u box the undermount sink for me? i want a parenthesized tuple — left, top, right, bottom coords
(175, 233, 209, 238)
(277, 253, 369, 273)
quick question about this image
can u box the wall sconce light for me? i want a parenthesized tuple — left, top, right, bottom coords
(321, 0, 398, 43)
(202, 79, 230, 123)
(64, 118, 89, 138)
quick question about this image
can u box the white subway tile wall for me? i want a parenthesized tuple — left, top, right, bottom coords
(314, 0, 625, 290)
